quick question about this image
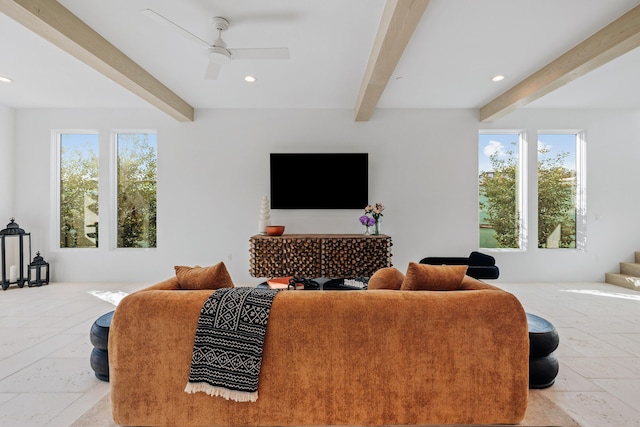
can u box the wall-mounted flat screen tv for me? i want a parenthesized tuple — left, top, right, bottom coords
(270, 153, 368, 209)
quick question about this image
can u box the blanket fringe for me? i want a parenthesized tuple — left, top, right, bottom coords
(185, 382, 258, 403)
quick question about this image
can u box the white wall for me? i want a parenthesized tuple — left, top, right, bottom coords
(12, 107, 640, 284)
(0, 105, 15, 223)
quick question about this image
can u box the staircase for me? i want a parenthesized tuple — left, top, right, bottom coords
(605, 252, 640, 291)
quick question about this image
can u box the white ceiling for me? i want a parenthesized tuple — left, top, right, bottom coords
(1, 0, 640, 116)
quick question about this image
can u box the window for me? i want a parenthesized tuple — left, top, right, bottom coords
(478, 132, 526, 249)
(478, 130, 585, 252)
(58, 133, 99, 248)
(115, 132, 157, 248)
(537, 132, 585, 249)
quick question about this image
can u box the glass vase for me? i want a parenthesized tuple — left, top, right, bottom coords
(363, 226, 370, 236)
(373, 219, 381, 236)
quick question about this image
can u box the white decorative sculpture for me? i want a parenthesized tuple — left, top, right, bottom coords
(258, 196, 271, 234)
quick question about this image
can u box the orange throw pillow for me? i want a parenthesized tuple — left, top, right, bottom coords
(174, 262, 234, 290)
(401, 262, 467, 291)
(368, 267, 405, 290)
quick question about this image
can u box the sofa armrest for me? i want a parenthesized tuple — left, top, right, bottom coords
(138, 276, 180, 291)
(460, 274, 500, 290)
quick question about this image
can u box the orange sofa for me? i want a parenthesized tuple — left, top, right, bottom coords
(109, 276, 529, 426)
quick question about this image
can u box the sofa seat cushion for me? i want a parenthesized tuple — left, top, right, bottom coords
(467, 265, 500, 280)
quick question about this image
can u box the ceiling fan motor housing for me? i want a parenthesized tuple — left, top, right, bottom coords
(208, 46, 231, 64)
(208, 17, 232, 64)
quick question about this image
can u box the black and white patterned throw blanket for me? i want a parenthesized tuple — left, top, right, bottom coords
(184, 287, 279, 402)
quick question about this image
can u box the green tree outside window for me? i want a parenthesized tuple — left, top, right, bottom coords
(479, 137, 520, 248)
(117, 133, 157, 248)
(59, 134, 99, 248)
(537, 134, 576, 248)
(479, 133, 577, 249)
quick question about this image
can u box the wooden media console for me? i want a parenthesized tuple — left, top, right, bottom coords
(249, 234, 392, 278)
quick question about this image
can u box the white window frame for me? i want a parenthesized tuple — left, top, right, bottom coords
(537, 130, 587, 251)
(110, 130, 158, 251)
(51, 129, 100, 251)
(478, 130, 528, 252)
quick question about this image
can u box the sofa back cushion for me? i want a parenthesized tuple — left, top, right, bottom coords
(468, 251, 496, 266)
(174, 262, 234, 290)
(401, 262, 468, 291)
(367, 267, 405, 290)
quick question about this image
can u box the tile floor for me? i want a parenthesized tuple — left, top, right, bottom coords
(1, 280, 639, 426)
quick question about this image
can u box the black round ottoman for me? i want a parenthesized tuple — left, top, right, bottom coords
(527, 313, 559, 389)
(90, 310, 114, 382)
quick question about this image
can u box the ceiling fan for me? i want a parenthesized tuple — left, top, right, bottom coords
(141, 9, 290, 80)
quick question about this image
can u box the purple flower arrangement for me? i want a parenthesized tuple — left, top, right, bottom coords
(359, 215, 376, 227)
(359, 202, 384, 235)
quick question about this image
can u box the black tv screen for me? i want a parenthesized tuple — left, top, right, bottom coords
(270, 153, 368, 209)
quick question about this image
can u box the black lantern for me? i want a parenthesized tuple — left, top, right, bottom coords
(0, 218, 32, 290)
(28, 252, 50, 287)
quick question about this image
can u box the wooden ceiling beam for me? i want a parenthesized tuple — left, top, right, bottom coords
(0, 0, 194, 122)
(354, 0, 430, 121)
(480, 4, 640, 123)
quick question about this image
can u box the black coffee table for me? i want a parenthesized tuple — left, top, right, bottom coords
(257, 277, 368, 291)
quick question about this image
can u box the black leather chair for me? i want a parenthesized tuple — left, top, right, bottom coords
(419, 251, 499, 280)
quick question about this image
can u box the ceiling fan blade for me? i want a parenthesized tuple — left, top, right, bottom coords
(204, 61, 222, 80)
(229, 48, 290, 60)
(220, 12, 299, 25)
(141, 8, 211, 47)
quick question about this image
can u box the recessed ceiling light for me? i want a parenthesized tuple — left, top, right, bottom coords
(244, 75, 256, 83)
(491, 75, 505, 82)
(0, 76, 13, 83)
